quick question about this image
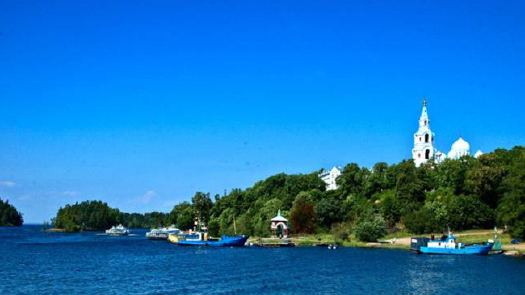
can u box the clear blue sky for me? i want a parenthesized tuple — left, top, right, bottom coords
(1, 1, 524, 223)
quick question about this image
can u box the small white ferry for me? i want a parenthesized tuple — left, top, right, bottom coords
(105, 224, 130, 236)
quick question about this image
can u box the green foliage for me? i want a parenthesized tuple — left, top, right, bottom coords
(207, 218, 220, 237)
(314, 196, 343, 229)
(497, 147, 525, 239)
(395, 160, 425, 214)
(177, 206, 195, 230)
(54, 200, 120, 231)
(120, 212, 169, 229)
(377, 190, 400, 227)
(331, 223, 350, 242)
(250, 198, 284, 237)
(192, 192, 213, 225)
(54, 146, 524, 238)
(465, 154, 506, 208)
(354, 213, 387, 242)
(447, 195, 493, 231)
(404, 201, 449, 234)
(0, 199, 23, 226)
(53, 200, 171, 231)
(290, 192, 316, 234)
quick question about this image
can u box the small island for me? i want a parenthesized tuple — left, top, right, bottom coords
(49, 200, 169, 232)
(0, 199, 23, 226)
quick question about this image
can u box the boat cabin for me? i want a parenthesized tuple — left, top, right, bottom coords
(427, 235, 458, 249)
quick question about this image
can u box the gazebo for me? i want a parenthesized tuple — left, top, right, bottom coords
(270, 210, 289, 239)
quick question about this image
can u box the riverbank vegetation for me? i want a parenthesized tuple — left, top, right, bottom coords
(0, 199, 23, 226)
(52, 146, 525, 241)
(52, 200, 169, 231)
(179, 146, 525, 241)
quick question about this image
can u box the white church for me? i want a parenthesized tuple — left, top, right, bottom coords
(412, 99, 483, 167)
(319, 167, 342, 191)
(319, 99, 484, 190)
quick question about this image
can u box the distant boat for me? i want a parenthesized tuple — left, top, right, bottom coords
(105, 224, 130, 236)
(169, 231, 248, 247)
(146, 226, 180, 240)
(411, 233, 493, 255)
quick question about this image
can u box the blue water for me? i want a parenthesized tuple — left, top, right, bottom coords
(1, 225, 524, 295)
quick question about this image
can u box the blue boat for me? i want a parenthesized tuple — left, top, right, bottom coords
(171, 232, 249, 247)
(411, 234, 493, 255)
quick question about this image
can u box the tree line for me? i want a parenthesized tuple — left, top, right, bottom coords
(168, 146, 525, 241)
(52, 146, 525, 241)
(52, 200, 169, 231)
(0, 199, 23, 226)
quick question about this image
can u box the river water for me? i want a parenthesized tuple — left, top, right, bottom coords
(1, 225, 524, 295)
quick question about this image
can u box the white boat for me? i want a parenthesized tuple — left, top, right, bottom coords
(146, 226, 180, 240)
(105, 224, 130, 236)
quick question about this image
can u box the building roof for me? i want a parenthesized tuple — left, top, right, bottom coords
(451, 137, 470, 151)
(271, 210, 288, 222)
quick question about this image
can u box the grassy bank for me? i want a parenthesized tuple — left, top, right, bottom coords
(248, 229, 524, 255)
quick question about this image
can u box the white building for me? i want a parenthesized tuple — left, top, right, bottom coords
(447, 137, 470, 160)
(412, 99, 437, 167)
(319, 166, 342, 191)
(474, 150, 484, 158)
(412, 99, 482, 167)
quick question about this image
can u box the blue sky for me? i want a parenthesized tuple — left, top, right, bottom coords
(1, 1, 524, 223)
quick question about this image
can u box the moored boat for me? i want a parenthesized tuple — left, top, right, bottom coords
(146, 226, 180, 240)
(169, 231, 248, 247)
(105, 224, 130, 236)
(146, 228, 168, 240)
(411, 233, 493, 255)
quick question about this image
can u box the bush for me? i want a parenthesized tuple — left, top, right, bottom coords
(404, 201, 450, 234)
(331, 223, 350, 242)
(354, 214, 387, 242)
(447, 195, 494, 230)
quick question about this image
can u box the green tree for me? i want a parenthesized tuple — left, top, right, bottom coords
(447, 195, 493, 231)
(177, 207, 195, 230)
(395, 160, 425, 214)
(314, 197, 342, 229)
(377, 190, 400, 227)
(465, 154, 505, 208)
(192, 192, 213, 225)
(354, 213, 387, 242)
(497, 147, 525, 238)
(290, 192, 316, 234)
(207, 218, 220, 237)
(0, 199, 23, 226)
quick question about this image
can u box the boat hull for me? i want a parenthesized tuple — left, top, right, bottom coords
(419, 243, 493, 255)
(177, 235, 249, 247)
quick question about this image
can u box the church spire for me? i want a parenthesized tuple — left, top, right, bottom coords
(419, 98, 429, 126)
(413, 98, 434, 167)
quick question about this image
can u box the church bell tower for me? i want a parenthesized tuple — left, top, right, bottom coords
(412, 99, 435, 167)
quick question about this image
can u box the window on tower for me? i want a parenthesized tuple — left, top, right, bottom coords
(425, 149, 430, 159)
(425, 134, 429, 143)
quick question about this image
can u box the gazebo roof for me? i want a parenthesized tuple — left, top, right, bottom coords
(271, 210, 288, 222)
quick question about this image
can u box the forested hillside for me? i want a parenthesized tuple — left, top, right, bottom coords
(53, 146, 525, 240)
(169, 146, 525, 241)
(0, 199, 23, 226)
